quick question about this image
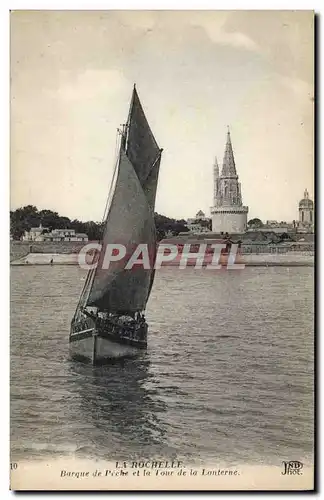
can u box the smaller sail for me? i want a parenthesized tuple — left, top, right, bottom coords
(126, 87, 161, 185)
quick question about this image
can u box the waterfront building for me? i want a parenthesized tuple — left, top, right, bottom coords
(22, 224, 49, 241)
(211, 129, 248, 233)
(22, 224, 88, 242)
(42, 229, 88, 242)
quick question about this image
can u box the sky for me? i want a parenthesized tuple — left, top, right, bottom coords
(10, 10, 314, 223)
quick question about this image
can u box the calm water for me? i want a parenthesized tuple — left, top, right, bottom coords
(10, 266, 314, 466)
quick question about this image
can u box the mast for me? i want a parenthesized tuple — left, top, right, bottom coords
(124, 83, 136, 153)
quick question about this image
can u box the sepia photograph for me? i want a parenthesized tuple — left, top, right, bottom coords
(10, 9, 314, 491)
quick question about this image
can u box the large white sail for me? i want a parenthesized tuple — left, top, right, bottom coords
(86, 148, 156, 311)
(73, 86, 162, 316)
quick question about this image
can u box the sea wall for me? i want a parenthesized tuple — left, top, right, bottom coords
(10, 242, 35, 262)
(11, 251, 314, 267)
(10, 239, 315, 263)
(10, 240, 95, 261)
(161, 239, 314, 255)
(241, 243, 314, 254)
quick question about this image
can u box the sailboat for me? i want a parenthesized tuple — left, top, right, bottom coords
(69, 85, 163, 364)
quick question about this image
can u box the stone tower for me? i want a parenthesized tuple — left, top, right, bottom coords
(211, 128, 248, 233)
(299, 188, 314, 226)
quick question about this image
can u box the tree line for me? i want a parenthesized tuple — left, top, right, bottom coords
(10, 205, 190, 241)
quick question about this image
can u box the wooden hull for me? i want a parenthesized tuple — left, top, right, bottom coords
(69, 318, 147, 364)
(69, 332, 143, 364)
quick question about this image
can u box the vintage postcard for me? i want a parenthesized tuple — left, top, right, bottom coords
(10, 10, 314, 491)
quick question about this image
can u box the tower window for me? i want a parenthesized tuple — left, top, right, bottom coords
(310, 211, 312, 222)
(302, 211, 304, 222)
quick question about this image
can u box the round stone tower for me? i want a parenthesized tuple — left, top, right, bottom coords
(211, 128, 248, 234)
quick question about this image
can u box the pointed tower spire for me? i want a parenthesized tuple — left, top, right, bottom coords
(214, 156, 219, 177)
(213, 156, 219, 206)
(221, 127, 237, 177)
(211, 126, 248, 233)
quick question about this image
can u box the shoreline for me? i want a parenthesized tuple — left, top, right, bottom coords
(11, 252, 314, 268)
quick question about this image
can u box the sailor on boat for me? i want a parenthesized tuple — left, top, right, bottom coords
(80, 307, 97, 320)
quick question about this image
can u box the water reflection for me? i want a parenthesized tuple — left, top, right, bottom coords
(68, 355, 171, 459)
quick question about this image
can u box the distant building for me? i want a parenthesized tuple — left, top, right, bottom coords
(250, 220, 294, 233)
(186, 223, 210, 233)
(247, 224, 294, 234)
(186, 210, 211, 233)
(211, 128, 248, 233)
(43, 229, 88, 242)
(22, 224, 88, 242)
(246, 190, 314, 234)
(195, 210, 207, 219)
(22, 224, 50, 241)
(298, 188, 314, 232)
